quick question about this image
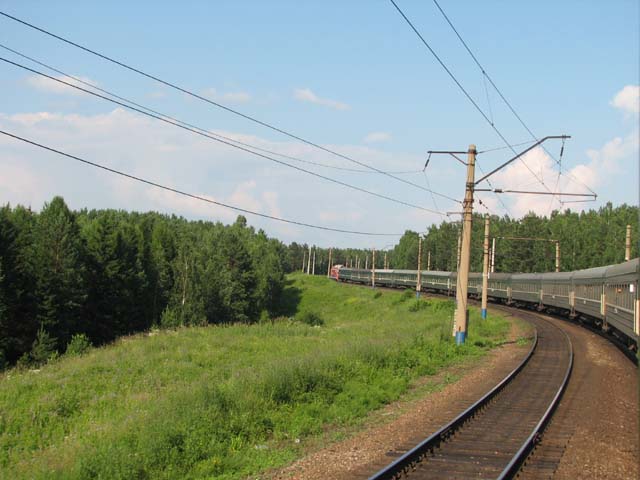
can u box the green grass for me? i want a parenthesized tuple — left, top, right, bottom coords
(0, 274, 511, 479)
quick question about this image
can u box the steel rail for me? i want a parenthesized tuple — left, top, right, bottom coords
(497, 325, 574, 479)
(368, 328, 540, 480)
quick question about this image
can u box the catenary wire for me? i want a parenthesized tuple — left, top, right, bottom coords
(422, 170, 440, 213)
(1, 56, 445, 215)
(388, 0, 564, 202)
(0, 129, 404, 236)
(0, 11, 455, 200)
(431, 0, 597, 196)
(476, 161, 512, 217)
(0, 43, 431, 179)
(478, 140, 536, 154)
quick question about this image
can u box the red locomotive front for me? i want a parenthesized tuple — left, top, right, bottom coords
(329, 265, 342, 280)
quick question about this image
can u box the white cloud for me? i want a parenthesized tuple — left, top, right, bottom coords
(0, 156, 49, 208)
(293, 88, 350, 111)
(363, 131, 392, 143)
(489, 128, 639, 217)
(15, 106, 637, 246)
(146, 180, 278, 223)
(26, 74, 98, 96)
(610, 85, 639, 114)
(319, 210, 363, 222)
(585, 132, 639, 172)
(202, 87, 251, 103)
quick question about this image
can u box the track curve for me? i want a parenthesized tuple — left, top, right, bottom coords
(369, 313, 573, 480)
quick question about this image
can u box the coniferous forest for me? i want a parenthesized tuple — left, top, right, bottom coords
(0, 197, 288, 368)
(0, 197, 637, 369)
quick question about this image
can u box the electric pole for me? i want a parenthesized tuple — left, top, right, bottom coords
(456, 228, 462, 271)
(626, 224, 632, 261)
(555, 241, 560, 273)
(453, 145, 476, 345)
(427, 250, 431, 271)
(491, 237, 496, 273)
(302, 250, 306, 273)
(416, 235, 422, 298)
(482, 214, 490, 319)
(307, 245, 312, 275)
(372, 248, 376, 287)
(327, 248, 332, 277)
(312, 248, 316, 275)
(426, 135, 577, 345)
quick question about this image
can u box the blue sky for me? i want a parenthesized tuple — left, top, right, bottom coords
(0, 1, 638, 247)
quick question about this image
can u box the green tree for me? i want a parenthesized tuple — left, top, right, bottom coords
(29, 197, 86, 350)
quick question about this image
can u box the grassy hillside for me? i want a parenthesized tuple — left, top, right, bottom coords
(0, 274, 512, 479)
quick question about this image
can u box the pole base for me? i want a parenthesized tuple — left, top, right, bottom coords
(455, 331, 466, 345)
(416, 291, 421, 299)
(481, 308, 487, 319)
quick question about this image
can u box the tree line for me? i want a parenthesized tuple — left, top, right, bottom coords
(1, 197, 636, 369)
(0, 197, 289, 368)
(394, 203, 638, 273)
(285, 203, 638, 274)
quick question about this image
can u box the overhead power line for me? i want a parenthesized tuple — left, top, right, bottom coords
(431, 0, 597, 198)
(0, 11, 453, 201)
(388, 0, 572, 206)
(478, 140, 536, 154)
(0, 129, 404, 236)
(0, 43, 429, 179)
(1, 56, 444, 215)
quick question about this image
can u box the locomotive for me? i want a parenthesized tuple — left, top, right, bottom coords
(331, 258, 639, 350)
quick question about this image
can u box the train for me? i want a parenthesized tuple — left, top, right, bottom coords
(330, 258, 639, 350)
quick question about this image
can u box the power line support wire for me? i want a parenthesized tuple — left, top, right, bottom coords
(0, 10, 456, 200)
(0, 129, 403, 236)
(431, 0, 597, 197)
(0, 56, 442, 215)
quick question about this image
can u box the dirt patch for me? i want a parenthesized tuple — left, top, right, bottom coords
(264, 309, 532, 480)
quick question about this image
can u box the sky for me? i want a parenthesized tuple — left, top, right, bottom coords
(0, 0, 638, 248)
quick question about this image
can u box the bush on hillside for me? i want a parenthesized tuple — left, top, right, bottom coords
(296, 311, 325, 326)
(408, 299, 431, 312)
(17, 325, 58, 368)
(160, 307, 181, 329)
(66, 333, 92, 356)
(393, 288, 415, 305)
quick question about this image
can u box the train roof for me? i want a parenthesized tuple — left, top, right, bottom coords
(487, 272, 512, 280)
(572, 265, 610, 280)
(539, 271, 574, 281)
(604, 258, 639, 280)
(511, 272, 543, 281)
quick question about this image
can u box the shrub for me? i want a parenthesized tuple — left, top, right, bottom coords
(160, 307, 182, 329)
(296, 311, 325, 326)
(401, 289, 414, 300)
(270, 315, 294, 324)
(28, 325, 58, 367)
(408, 299, 431, 312)
(393, 288, 415, 305)
(66, 333, 92, 356)
(373, 291, 382, 299)
(258, 310, 271, 323)
(431, 299, 455, 313)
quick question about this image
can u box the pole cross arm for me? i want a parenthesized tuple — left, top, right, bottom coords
(496, 236, 558, 243)
(474, 135, 570, 185)
(475, 188, 596, 198)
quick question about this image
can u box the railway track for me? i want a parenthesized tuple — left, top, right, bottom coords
(368, 311, 573, 480)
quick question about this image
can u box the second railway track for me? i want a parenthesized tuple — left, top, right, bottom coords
(370, 310, 573, 480)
